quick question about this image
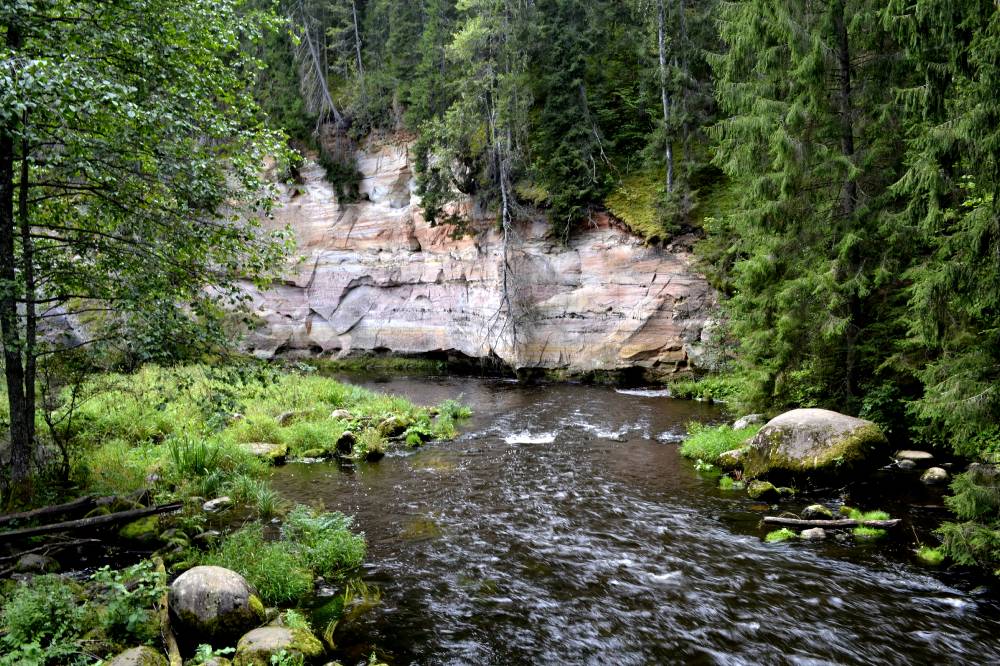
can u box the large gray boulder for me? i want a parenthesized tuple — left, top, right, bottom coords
(169, 566, 265, 642)
(743, 409, 888, 479)
(233, 626, 324, 666)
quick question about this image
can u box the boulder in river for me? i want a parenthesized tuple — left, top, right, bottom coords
(105, 646, 167, 666)
(169, 566, 266, 642)
(743, 409, 888, 480)
(233, 626, 324, 666)
(335, 431, 357, 456)
(921, 467, 950, 485)
(747, 480, 781, 502)
(800, 528, 827, 540)
(378, 415, 410, 438)
(243, 442, 288, 465)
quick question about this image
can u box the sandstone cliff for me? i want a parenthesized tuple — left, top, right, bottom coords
(242, 137, 716, 379)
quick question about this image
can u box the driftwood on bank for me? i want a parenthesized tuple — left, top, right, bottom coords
(763, 516, 901, 528)
(153, 556, 183, 666)
(0, 502, 183, 543)
(0, 495, 120, 528)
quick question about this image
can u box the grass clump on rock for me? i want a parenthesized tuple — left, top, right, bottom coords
(917, 546, 946, 566)
(679, 422, 761, 465)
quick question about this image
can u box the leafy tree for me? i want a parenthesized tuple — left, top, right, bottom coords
(0, 0, 291, 504)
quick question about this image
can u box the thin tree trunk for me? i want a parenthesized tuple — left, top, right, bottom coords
(351, 0, 364, 81)
(19, 111, 36, 464)
(0, 20, 30, 506)
(833, 0, 856, 216)
(658, 0, 674, 193)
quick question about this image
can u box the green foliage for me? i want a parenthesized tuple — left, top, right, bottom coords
(604, 171, 674, 243)
(765, 529, 797, 543)
(936, 465, 1000, 570)
(280, 505, 367, 579)
(0, 576, 87, 659)
(679, 422, 760, 464)
(916, 546, 946, 566)
(203, 524, 315, 605)
(669, 375, 748, 404)
(191, 645, 236, 666)
(204, 504, 366, 605)
(90, 562, 163, 645)
(718, 475, 744, 491)
(853, 526, 888, 540)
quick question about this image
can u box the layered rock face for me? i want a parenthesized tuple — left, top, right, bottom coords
(243, 138, 716, 378)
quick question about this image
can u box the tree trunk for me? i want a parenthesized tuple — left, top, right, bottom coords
(833, 0, 856, 216)
(0, 20, 30, 507)
(658, 0, 674, 193)
(351, 0, 364, 81)
(19, 111, 37, 468)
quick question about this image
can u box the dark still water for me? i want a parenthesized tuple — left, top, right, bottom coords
(271, 376, 1000, 665)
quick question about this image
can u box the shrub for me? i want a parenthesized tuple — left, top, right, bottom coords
(679, 422, 760, 464)
(90, 562, 163, 645)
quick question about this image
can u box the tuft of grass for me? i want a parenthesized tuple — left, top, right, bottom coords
(917, 545, 946, 565)
(202, 524, 314, 605)
(853, 526, 888, 540)
(765, 528, 798, 543)
(679, 422, 760, 464)
(718, 475, 744, 491)
(280, 505, 366, 580)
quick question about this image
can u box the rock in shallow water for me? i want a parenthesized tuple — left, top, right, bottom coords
(801, 504, 834, 519)
(743, 409, 888, 480)
(895, 450, 934, 464)
(747, 480, 780, 501)
(921, 467, 950, 485)
(800, 528, 827, 540)
(203, 496, 233, 513)
(169, 566, 265, 643)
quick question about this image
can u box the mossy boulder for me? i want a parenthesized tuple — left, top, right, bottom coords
(747, 480, 780, 501)
(118, 516, 160, 543)
(743, 409, 888, 480)
(233, 626, 324, 666)
(15, 553, 60, 573)
(377, 415, 410, 438)
(169, 566, 266, 643)
(335, 431, 356, 456)
(801, 504, 834, 519)
(244, 442, 288, 465)
(105, 646, 168, 666)
(717, 448, 748, 470)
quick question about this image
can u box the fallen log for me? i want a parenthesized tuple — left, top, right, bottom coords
(0, 495, 120, 528)
(153, 556, 183, 666)
(763, 516, 901, 528)
(0, 502, 182, 543)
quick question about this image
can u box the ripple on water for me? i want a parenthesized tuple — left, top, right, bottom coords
(271, 377, 1000, 665)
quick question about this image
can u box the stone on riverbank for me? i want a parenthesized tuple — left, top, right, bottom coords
(921, 467, 950, 485)
(743, 409, 888, 480)
(15, 553, 60, 573)
(105, 646, 167, 666)
(203, 496, 233, 513)
(718, 448, 747, 470)
(233, 626, 324, 666)
(169, 566, 265, 642)
(800, 528, 827, 540)
(733, 414, 765, 430)
(243, 442, 288, 465)
(335, 431, 357, 455)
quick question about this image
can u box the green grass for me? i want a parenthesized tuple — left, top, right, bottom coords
(679, 422, 761, 464)
(59, 363, 468, 500)
(765, 528, 797, 543)
(669, 374, 749, 404)
(202, 505, 367, 605)
(718, 475, 745, 491)
(917, 545, 946, 565)
(846, 508, 891, 540)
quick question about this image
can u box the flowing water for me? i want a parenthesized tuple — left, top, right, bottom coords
(272, 375, 1000, 665)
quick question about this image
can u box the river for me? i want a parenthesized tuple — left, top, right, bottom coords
(272, 375, 1000, 665)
